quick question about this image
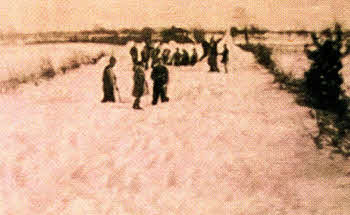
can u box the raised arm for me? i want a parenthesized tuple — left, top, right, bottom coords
(216, 37, 223, 43)
(311, 32, 321, 48)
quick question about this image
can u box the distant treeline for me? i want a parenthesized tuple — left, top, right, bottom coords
(0, 26, 225, 45)
(230, 25, 350, 38)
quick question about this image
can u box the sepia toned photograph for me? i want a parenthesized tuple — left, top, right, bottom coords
(1, 0, 350, 214)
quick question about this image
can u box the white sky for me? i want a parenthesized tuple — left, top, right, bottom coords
(0, 0, 349, 33)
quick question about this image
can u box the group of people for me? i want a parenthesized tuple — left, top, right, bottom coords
(168, 48, 198, 66)
(200, 37, 229, 73)
(101, 55, 169, 110)
(130, 42, 199, 68)
(101, 37, 229, 110)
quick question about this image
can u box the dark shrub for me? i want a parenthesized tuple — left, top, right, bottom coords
(254, 44, 274, 69)
(230, 27, 240, 38)
(161, 26, 193, 43)
(304, 23, 347, 111)
(193, 28, 205, 43)
(40, 58, 56, 79)
(141, 27, 155, 42)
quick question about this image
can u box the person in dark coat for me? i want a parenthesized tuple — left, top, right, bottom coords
(208, 36, 223, 72)
(199, 40, 210, 61)
(190, 48, 198, 66)
(161, 48, 171, 65)
(181, 49, 190, 66)
(130, 44, 138, 64)
(171, 48, 182, 66)
(151, 45, 161, 68)
(101, 56, 117, 103)
(151, 60, 169, 105)
(132, 61, 148, 110)
(221, 44, 229, 73)
(141, 43, 152, 69)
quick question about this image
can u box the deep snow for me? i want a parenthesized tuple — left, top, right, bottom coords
(0, 43, 110, 81)
(0, 40, 350, 215)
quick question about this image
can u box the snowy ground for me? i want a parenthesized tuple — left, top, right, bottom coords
(0, 41, 350, 215)
(0, 43, 111, 81)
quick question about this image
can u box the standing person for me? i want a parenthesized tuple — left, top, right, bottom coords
(171, 48, 182, 66)
(190, 48, 198, 66)
(221, 44, 229, 73)
(151, 60, 169, 105)
(208, 36, 223, 72)
(161, 48, 171, 65)
(141, 42, 151, 69)
(130, 43, 138, 64)
(151, 45, 161, 68)
(132, 61, 148, 110)
(181, 49, 190, 66)
(199, 39, 210, 61)
(101, 56, 118, 103)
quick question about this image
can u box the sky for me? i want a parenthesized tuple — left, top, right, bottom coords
(0, 0, 349, 33)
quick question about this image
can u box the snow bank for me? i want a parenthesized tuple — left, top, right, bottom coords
(0, 43, 110, 81)
(271, 51, 310, 79)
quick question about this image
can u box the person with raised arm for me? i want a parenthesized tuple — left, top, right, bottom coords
(208, 36, 223, 72)
(199, 39, 210, 61)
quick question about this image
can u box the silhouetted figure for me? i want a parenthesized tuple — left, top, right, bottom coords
(161, 49, 171, 65)
(208, 36, 223, 72)
(130, 44, 138, 64)
(244, 27, 249, 44)
(199, 40, 210, 61)
(171, 48, 182, 66)
(151, 45, 161, 68)
(181, 49, 190, 65)
(101, 56, 117, 103)
(141, 43, 152, 69)
(132, 61, 147, 110)
(190, 48, 198, 66)
(221, 44, 229, 73)
(151, 60, 169, 105)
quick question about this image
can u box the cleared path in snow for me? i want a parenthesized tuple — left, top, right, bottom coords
(0, 43, 349, 215)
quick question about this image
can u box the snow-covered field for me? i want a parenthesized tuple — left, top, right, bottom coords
(0, 43, 112, 81)
(233, 34, 311, 47)
(0, 38, 350, 215)
(272, 51, 310, 79)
